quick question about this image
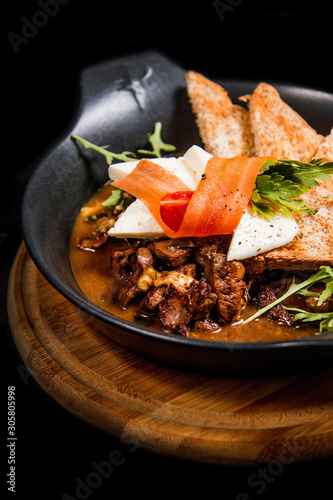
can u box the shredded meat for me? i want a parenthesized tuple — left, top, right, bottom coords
(138, 263, 217, 334)
(77, 214, 116, 250)
(254, 284, 295, 326)
(193, 235, 231, 267)
(188, 280, 218, 320)
(158, 284, 193, 333)
(157, 280, 217, 335)
(103, 231, 311, 335)
(195, 249, 248, 324)
(110, 247, 137, 279)
(78, 231, 111, 250)
(115, 247, 157, 308)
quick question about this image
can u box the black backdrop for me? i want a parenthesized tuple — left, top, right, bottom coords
(2, 1, 332, 499)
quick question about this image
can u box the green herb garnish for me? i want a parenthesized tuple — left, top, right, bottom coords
(71, 135, 136, 164)
(284, 309, 333, 335)
(102, 189, 123, 207)
(243, 265, 333, 333)
(137, 122, 176, 158)
(250, 158, 333, 219)
(72, 122, 176, 209)
(72, 122, 176, 163)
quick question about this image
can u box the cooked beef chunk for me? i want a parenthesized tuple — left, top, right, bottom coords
(136, 263, 197, 318)
(108, 234, 304, 334)
(78, 216, 116, 250)
(195, 250, 248, 324)
(158, 279, 217, 334)
(139, 285, 168, 313)
(187, 280, 217, 320)
(175, 262, 197, 279)
(110, 247, 137, 279)
(78, 231, 111, 250)
(299, 281, 333, 313)
(138, 262, 217, 334)
(116, 275, 142, 308)
(193, 235, 231, 267)
(254, 285, 294, 326)
(158, 283, 193, 332)
(305, 296, 333, 313)
(193, 318, 222, 335)
(148, 238, 194, 267)
(115, 247, 157, 308)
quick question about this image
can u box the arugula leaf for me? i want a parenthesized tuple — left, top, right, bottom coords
(72, 122, 176, 209)
(102, 189, 123, 207)
(283, 308, 333, 335)
(137, 122, 176, 158)
(242, 265, 333, 325)
(250, 158, 333, 219)
(71, 135, 136, 164)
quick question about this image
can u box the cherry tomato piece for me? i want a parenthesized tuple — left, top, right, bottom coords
(160, 191, 194, 232)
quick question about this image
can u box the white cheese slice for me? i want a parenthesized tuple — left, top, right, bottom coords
(107, 146, 299, 256)
(108, 156, 198, 190)
(107, 159, 140, 182)
(108, 146, 212, 239)
(108, 199, 165, 239)
(227, 206, 299, 261)
(183, 145, 213, 183)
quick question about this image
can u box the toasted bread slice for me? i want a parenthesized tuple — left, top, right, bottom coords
(185, 71, 254, 157)
(247, 82, 324, 162)
(245, 178, 333, 273)
(316, 127, 333, 161)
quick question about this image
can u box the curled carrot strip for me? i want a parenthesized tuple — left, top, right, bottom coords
(111, 156, 275, 237)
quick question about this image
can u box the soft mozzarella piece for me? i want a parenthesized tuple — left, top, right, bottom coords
(108, 199, 165, 239)
(108, 156, 198, 190)
(108, 146, 299, 255)
(108, 146, 210, 239)
(227, 206, 299, 261)
(183, 145, 212, 183)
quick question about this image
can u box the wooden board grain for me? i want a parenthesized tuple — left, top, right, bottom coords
(7, 243, 333, 465)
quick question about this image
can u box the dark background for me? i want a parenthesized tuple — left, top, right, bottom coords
(2, 1, 332, 499)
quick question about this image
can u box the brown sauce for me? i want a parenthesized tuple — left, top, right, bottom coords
(70, 183, 318, 342)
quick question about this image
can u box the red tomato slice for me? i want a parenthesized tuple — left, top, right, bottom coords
(160, 191, 194, 232)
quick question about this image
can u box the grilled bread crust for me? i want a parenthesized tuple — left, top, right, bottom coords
(247, 82, 324, 162)
(185, 71, 254, 157)
(185, 72, 333, 273)
(316, 127, 333, 161)
(245, 177, 333, 273)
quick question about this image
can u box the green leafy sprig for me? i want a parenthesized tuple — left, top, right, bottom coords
(284, 309, 333, 335)
(243, 265, 333, 334)
(71, 135, 136, 164)
(72, 122, 176, 208)
(250, 158, 333, 219)
(137, 122, 176, 158)
(71, 121, 175, 165)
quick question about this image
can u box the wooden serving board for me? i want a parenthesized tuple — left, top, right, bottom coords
(7, 243, 333, 465)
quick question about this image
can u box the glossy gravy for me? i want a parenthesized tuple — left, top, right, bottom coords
(70, 183, 317, 342)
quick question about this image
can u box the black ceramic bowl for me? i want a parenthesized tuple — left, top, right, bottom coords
(22, 51, 333, 376)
